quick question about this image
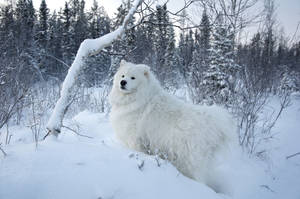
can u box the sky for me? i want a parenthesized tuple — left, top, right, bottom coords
(275, 0, 300, 37)
(3, 0, 299, 41)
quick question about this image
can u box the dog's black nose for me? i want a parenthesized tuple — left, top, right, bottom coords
(120, 80, 127, 86)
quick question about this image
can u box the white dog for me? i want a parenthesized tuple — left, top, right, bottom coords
(109, 60, 237, 194)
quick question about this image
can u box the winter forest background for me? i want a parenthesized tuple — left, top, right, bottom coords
(0, 0, 300, 156)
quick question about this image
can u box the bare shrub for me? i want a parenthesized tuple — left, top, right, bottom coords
(231, 67, 292, 155)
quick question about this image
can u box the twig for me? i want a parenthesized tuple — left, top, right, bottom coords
(290, 21, 300, 45)
(0, 89, 28, 130)
(155, 156, 161, 167)
(138, 160, 145, 170)
(43, 130, 51, 140)
(260, 185, 275, 193)
(62, 125, 93, 139)
(0, 144, 7, 157)
(43, 53, 70, 69)
(286, 152, 300, 159)
(166, 0, 194, 16)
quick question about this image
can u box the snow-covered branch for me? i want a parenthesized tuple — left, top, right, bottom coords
(46, 0, 143, 137)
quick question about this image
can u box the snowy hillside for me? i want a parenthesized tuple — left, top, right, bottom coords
(0, 96, 299, 199)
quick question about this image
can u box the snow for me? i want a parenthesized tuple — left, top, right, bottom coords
(1, 95, 300, 199)
(0, 112, 223, 199)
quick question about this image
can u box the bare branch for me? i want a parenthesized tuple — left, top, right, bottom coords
(0, 89, 27, 130)
(166, 0, 195, 16)
(43, 54, 70, 69)
(289, 21, 300, 45)
(0, 144, 7, 157)
(286, 152, 300, 159)
(62, 125, 93, 139)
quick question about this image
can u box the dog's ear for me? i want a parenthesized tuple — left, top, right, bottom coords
(120, 60, 127, 68)
(142, 65, 150, 78)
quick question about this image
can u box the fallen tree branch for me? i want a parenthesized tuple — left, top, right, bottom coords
(46, 0, 143, 137)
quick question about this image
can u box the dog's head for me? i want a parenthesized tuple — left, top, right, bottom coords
(113, 60, 150, 95)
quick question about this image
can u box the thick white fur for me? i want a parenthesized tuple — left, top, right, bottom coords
(109, 61, 237, 194)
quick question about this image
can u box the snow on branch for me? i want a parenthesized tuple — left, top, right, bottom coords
(46, 0, 143, 137)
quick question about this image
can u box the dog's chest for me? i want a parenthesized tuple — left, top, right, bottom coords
(111, 107, 144, 148)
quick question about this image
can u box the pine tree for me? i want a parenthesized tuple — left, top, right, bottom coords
(188, 9, 211, 103)
(177, 33, 188, 79)
(65, 0, 89, 55)
(83, 0, 111, 86)
(15, 0, 36, 49)
(109, 1, 129, 77)
(261, 29, 275, 90)
(0, 3, 17, 80)
(15, 0, 42, 83)
(153, 4, 168, 76)
(74, 0, 88, 49)
(164, 19, 178, 90)
(203, 16, 239, 106)
(61, 2, 72, 65)
(142, 12, 156, 66)
(199, 9, 211, 65)
(88, 0, 110, 38)
(35, 0, 50, 77)
(0, 4, 15, 58)
(110, 0, 136, 77)
(130, 21, 152, 63)
(37, 0, 49, 48)
(47, 11, 65, 78)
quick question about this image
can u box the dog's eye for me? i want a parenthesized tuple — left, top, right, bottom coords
(122, 75, 125, 78)
(131, 77, 135, 80)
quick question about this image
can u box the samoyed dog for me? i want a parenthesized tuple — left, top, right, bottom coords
(109, 60, 237, 194)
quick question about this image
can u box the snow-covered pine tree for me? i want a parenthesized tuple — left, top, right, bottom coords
(261, 29, 275, 90)
(47, 11, 65, 78)
(151, 4, 179, 89)
(88, 0, 99, 39)
(61, 2, 72, 66)
(83, 1, 111, 86)
(188, 9, 211, 103)
(177, 29, 195, 85)
(37, 0, 49, 48)
(140, 12, 157, 68)
(278, 65, 298, 94)
(15, 0, 35, 49)
(289, 41, 300, 88)
(164, 18, 179, 90)
(36, 0, 50, 77)
(0, 3, 15, 60)
(109, 0, 136, 78)
(88, 0, 110, 39)
(72, 0, 88, 54)
(15, 0, 42, 83)
(202, 15, 239, 106)
(129, 13, 154, 64)
(152, 4, 168, 84)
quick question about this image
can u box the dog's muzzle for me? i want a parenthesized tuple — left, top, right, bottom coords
(120, 80, 127, 90)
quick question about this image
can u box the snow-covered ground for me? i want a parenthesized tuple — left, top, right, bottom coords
(0, 95, 299, 199)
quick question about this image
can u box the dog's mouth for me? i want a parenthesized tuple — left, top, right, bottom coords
(119, 85, 131, 94)
(120, 85, 126, 90)
(119, 86, 136, 94)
